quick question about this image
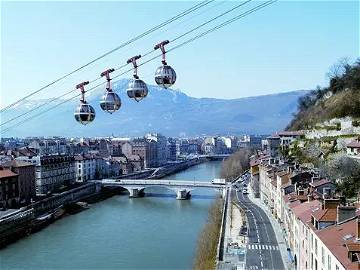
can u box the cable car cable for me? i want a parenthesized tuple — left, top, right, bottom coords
(0, 0, 277, 134)
(1, 0, 255, 126)
(0, 0, 214, 113)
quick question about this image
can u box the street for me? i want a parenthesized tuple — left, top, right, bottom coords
(233, 179, 285, 270)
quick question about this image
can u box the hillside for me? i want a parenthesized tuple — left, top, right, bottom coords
(285, 59, 360, 198)
(287, 59, 360, 130)
(1, 80, 307, 137)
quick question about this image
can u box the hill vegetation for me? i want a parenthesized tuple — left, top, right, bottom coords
(220, 149, 251, 180)
(193, 197, 223, 270)
(287, 58, 360, 130)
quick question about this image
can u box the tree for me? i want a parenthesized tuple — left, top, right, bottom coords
(220, 149, 251, 180)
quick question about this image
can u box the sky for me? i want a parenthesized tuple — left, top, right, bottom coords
(1, 0, 359, 108)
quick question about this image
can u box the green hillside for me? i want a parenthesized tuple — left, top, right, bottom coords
(287, 59, 360, 130)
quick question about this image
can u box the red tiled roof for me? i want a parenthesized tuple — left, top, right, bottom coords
(312, 208, 337, 222)
(310, 179, 332, 188)
(292, 200, 322, 224)
(316, 218, 360, 270)
(0, 168, 18, 179)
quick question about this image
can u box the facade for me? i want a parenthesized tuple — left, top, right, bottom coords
(347, 139, 360, 156)
(252, 149, 359, 270)
(267, 135, 281, 157)
(29, 139, 67, 155)
(145, 133, 167, 166)
(0, 167, 19, 209)
(1, 160, 36, 205)
(74, 154, 98, 182)
(16, 155, 75, 195)
(166, 138, 177, 161)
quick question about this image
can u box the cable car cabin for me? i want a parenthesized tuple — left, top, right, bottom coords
(74, 102, 96, 125)
(154, 65, 176, 88)
(100, 91, 121, 113)
(127, 79, 148, 102)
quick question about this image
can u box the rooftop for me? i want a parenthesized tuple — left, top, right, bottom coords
(316, 218, 360, 270)
(0, 168, 18, 179)
(1, 160, 34, 168)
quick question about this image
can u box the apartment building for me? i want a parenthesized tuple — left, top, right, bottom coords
(16, 155, 75, 195)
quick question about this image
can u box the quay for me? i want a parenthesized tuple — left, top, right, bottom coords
(0, 156, 229, 247)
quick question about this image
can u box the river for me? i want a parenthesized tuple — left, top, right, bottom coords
(0, 161, 222, 270)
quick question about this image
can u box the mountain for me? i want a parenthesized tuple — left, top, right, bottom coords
(1, 79, 307, 137)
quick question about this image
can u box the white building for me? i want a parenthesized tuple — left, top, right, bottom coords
(16, 155, 75, 195)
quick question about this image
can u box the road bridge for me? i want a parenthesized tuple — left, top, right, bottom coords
(100, 179, 226, 199)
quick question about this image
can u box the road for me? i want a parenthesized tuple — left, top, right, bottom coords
(233, 180, 285, 270)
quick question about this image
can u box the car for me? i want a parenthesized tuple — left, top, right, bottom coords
(242, 189, 248, 195)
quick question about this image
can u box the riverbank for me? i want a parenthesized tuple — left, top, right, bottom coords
(1, 161, 222, 270)
(193, 197, 224, 270)
(0, 157, 214, 249)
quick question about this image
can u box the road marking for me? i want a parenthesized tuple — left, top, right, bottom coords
(248, 244, 279, 251)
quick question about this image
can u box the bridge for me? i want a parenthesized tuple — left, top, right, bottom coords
(100, 179, 226, 200)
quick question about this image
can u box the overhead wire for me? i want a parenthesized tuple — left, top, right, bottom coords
(0, 0, 214, 113)
(1, 0, 253, 127)
(0, 0, 277, 135)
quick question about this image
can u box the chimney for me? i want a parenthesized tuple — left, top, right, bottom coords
(323, 198, 341, 210)
(337, 205, 356, 224)
(298, 189, 305, 196)
(311, 176, 320, 183)
(308, 194, 313, 202)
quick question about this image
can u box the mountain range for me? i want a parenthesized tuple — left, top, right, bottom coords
(1, 79, 307, 137)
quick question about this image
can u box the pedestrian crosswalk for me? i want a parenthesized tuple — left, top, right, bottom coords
(247, 244, 279, 250)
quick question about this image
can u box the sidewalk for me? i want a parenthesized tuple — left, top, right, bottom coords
(218, 188, 246, 270)
(247, 188, 293, 270)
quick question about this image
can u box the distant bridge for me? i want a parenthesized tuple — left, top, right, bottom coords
(100, 179, 226, 200)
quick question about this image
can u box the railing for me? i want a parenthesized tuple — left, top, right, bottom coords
(216, 187, 230, 263)
(102, 179, 225, 188)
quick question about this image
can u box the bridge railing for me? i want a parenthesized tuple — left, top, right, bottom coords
(102, 179, 226, 188)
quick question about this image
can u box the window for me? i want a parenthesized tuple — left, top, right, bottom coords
(322, 247, 325, 265)
(315, 238, 318, 255)
(327, 255, 331, 270)
(335, 265, 339, 270)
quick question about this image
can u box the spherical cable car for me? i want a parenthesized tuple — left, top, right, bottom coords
(100, 68, 121, 113)
(154, 40, 176, 88)
(126, 55, 148, 102)
(74, 81, 96, 125)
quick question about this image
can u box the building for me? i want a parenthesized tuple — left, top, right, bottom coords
(145, 133, 168, 166)
(74, 154, 98, 182)
(347, 139, 360, 156)
(166, 138, 177, 161)
(278, 131, 305, 151)
(132, 138, 157, 168)
(16, 155, 75, 195)
(0, 167, 19, 209)
(1, 160, 36, 205)
(267, 134, 281, 157)
(28, 139, 67, 155)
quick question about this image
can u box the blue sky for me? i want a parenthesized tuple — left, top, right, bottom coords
(1, 1, 359, 108)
